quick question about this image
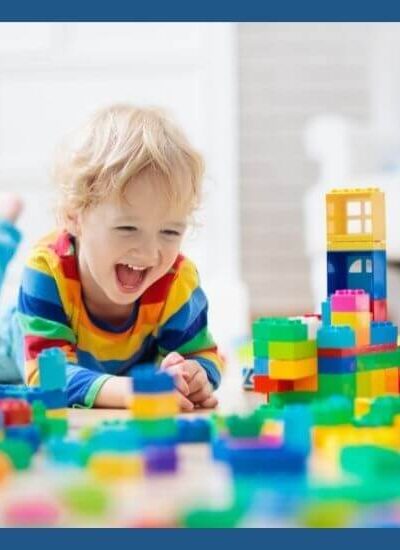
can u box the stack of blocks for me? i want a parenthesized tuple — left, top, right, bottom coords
(128, 369, 179, 474)
(250, 187, 400, 406)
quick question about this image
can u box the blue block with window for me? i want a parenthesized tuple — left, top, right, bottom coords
(327, 250, 386, 300)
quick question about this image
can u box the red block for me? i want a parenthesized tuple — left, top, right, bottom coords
(318, 342, 397, 358)
(371, 299, 388, 322)
(0, 399, 32, 426)
(253, 375, 293, 394)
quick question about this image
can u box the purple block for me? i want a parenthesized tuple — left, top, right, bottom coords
(145, 446, 178, 474)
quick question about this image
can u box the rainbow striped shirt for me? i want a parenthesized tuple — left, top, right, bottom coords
(17, 231, 223, 406)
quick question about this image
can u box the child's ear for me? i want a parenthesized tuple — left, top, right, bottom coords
(64, 210, 81, 237)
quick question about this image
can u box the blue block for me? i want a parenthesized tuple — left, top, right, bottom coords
(132, 368, 174, 393)
(47, 438, 88, 466)
(370, 322, 398, 346)
(5, 425, 41, 452)
(88, 427, 141, 453)
(321, 301, 331, 326)
(39, 389, 68, 409)
(253, 357, 269, 375)
(177, 418, 211, 443)
(38, 348, 67, 391)
(317, 326, 356, 349)
(0, 385, 29, 400)
(328, 250, 387, 300)
(227, 447, 307, 476)
(318, 356, 356, 374)
(283, 405, 312, 456)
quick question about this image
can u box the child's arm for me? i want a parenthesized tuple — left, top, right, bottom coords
(156, 257, 224, 406)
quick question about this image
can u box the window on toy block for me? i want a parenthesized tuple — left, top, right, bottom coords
(346, 200, 372, 235)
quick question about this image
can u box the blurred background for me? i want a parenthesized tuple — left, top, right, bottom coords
(1, 22, 400, 352)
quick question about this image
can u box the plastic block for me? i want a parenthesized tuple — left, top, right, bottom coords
(331, 311, 371, 329)
(370, 321, 398, 345)
(318, 356, 356, 374)
(252, 318, 307, 342)
(371, 299, 388, 322)
(311, 396, 353, 426)
(127, 393, 178, 419)
(321, 301, 331, 326)
(283, 405, 312, 455)
(88, 427, 141, 454)
(370, 370, 387, 397)
(39, 389, 67, 409)
(132, 368, 174, 394)
(4, 500, 60, 527)
(47, 438, 89, 467)
(318, 342, 396, 358)
(293, 374, 318, 391)
(61, 483, 109, 517)
(268, 392, 316, 407)
(38, 348, 67, 391)
(145, 446, 178, 474)
(225, 411, 264, 438)
(331, 289, 370, 312)
(253, 375, 293, 394)
(253, 357, 269, 375)
(241, 367, 254, 390)
(0, 399, 32, 426)
(46, 408, 67, 419)
(253, 339, 269, 358)
(0, 453, 12, 482)
(131, 417, 177, 440)
(176, 418, 211, 443)
(88, 453, 144, 480)
(385, 368, 399, 394)
(5, 425, 41, 452)
(326, 188, 385, 244)
(357, 349, 400, 371)
(269, 357, 317, 380)
(317, 326, 356, 349)
(317, 373, 356, 399)
(44, 418, 68, 438)
(182, 506, 244, 528)
(226, 446, 307, 476)
(290, 315, 321, 339)
(356, 371, 372, 398)
(268, 340, 316, 361)
(341, 445, 400, 478)
(0, 439, 33, 470)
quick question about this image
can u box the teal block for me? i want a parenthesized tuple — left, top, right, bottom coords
(317, 326, 355, 349)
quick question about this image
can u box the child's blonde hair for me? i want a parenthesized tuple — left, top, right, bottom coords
(53, 104, 205, 225)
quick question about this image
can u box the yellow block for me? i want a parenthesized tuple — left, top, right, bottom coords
(356, 372, 372, 398)
(88, 453, 144, 481)
(261, 420, 283, 439)
(0, 452, 12, 483)
(370, 370, 387, 397)
(293, 374, 318, 391)
(269, 357, 317, 380)
(327, 240, 386, 251)
(326, 188, 385, 245)
(128, 393, 178, 419)
(331, 311, 371, 346)
(46, 408, 68, 419)
(385, 367, 399, 394)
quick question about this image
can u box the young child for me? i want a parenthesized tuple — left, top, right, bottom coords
(15, 105, 223, 409)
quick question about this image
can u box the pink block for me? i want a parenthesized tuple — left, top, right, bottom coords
(331, 289, 370, 312)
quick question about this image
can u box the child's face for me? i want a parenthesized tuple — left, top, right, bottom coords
(73, 175, 189, 313)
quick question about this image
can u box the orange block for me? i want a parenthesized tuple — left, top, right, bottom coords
(294, 374, 318, 391)
(269, 357, 317, 380)
(385, 368, 399, 395)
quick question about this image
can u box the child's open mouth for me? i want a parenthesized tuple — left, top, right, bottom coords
(115, 263, 149, 293)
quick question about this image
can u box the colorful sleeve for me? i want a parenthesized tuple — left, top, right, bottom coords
(155, 258, 224, 388)
(17, 248, 111, 406)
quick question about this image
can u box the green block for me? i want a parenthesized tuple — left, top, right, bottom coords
(355, 396, 400, 427)
(256, 404, 283, 421)
(341, 445, 400, 479)
(225, 411, 264, 438)
(253, 339, 269, 358)
(0, 439, 33, 470)
(181, 506, 244, 528)
(252, 318, 307, 342)
(318, 374, 356, 399)
(312, 396, 353, 426)
(131, 418, 177, 439)
(269, 340, 316, 360)
(62, 483, 109, 517)
(357, 349, 400, 372)
(44, 418, 68, 439)
(268, 391, 316, 408)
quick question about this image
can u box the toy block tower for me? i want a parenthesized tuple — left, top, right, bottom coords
(326, 188, 387, 321)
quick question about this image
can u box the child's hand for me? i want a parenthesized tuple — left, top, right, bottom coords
(160, 352, 218, 410)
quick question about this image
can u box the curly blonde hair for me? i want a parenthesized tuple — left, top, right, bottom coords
(53, 104, 205, 226)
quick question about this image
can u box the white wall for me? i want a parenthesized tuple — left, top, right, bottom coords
(0, 23, 248, 351)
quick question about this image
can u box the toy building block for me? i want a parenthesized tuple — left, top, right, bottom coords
(293, 374, 318, 391)
(145, 446, 178, 474)
(289, 315, 321, 339)
(331, 289, 370, 312)
(311, 396, 353, 426)
(371, 299, 388, 321)
(268, 340, 316, 361)
(88, 453, 144, 480)
(370, 322, 398, 346)
(132, 418, 177, 441)
(128, 393, 178, 419)
(0, 439, 33, 470)
(269, 357, 317, 380)
(4, 500, 61, 528)
(317, 373, 356, 399)
(253, 375, 293, 394)
(384, 368, 399, 394)
(253, 339, 269, 358)
(318, 342, 396, 359)
(356, 371, 372, 398)
(241, 367, 254, 390)
(253, 357, 268, 375)
(331, 311, 371, 329)
(38, 348, 67, 391)
(326, 188, 385, 248)
(318, 356, 356, 374)
(321, 301, 331, 326)
(252, 318, 307, 342)
(0, 399, 32, 427)
(370, 370, 387, 397)
(176, 418, 211, 443)
(357, 349, 400, 371)
(132, 368, 175, 394)
(5, 424, 41, 453)
(283, 404, 312, 455)
(317, 326, 356, 349)
(0, 453, 12, 482)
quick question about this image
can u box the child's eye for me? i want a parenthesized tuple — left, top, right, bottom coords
(116, 226, 137, 232)
(162, 230, 181, 237)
